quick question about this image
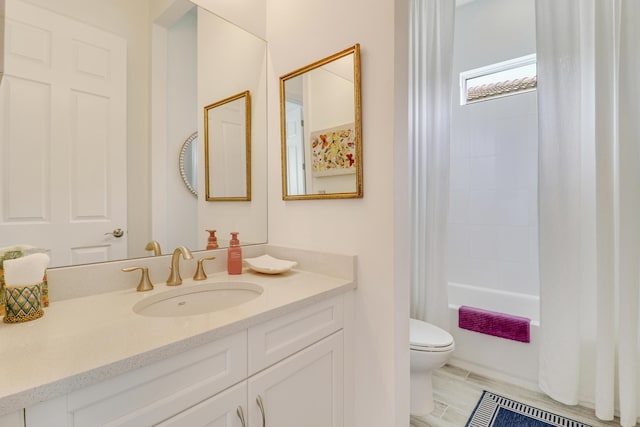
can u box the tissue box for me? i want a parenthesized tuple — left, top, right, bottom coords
(0, 249, 49, 317)
(0, 250, 24, 317)
(3, 282, 44, 323)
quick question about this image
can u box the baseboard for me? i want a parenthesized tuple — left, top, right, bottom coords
(447, 357, 541, 393)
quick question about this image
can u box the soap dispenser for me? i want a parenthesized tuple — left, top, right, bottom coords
(206, 229, 219, 249)
(227, 232, 242, 275)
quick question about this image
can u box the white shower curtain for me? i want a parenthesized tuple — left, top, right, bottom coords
(536, 1, 640, 425)
(408, 0, 455, 329)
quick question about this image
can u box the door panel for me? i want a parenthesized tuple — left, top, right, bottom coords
(285, 101, 306, 195)
(3, 77, 50, 221)
(209, 99, 247, 198)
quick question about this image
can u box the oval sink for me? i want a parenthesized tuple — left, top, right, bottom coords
(133, 282, 263, 317)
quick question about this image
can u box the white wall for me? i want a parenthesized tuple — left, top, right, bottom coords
(196, 9, 268, 248)
(449, 0, 539, 297)
(165, 8, 198, 250)
(266, 0, 409, 426)
(190, 0, 265, 39)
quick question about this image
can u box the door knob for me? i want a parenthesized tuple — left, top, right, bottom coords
(105, 228, 124, 238)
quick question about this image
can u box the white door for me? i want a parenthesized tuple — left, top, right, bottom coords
(285, 101, 306, 195)
(156, 382, 247, 427)
(208, 97, 247, 198)
(247, 331, 344, 427)
(0, 0, 127, 267)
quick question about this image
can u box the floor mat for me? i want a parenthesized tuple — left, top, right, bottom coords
(466, 390, 593, 427)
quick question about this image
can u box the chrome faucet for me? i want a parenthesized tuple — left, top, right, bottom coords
(166, 246, 193, 286)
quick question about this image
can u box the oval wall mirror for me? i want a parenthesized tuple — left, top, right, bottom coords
(179, 132, 198, 197)
(280, 44, 363, 200)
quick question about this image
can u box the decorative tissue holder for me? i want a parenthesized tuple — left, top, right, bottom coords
(0, 248, 50, 316)
(3, 282, 44, 323)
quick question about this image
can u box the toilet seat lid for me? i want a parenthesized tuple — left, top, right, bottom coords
(410, 318, 454, 349)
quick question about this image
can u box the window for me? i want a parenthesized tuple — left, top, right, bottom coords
(460, 54, 536, 105)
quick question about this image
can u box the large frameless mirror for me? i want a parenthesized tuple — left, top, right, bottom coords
(280, 44, 363, 200)
(0, 0, 268, 267)
(204, 91, 251, 201)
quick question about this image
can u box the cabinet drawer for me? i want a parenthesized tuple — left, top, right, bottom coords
(156, 381, 246, 427)
(248, 295, 343, 374)
(26, 330, 247, 427)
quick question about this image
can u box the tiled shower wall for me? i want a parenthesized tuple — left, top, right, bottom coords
(448, 0, 539, 297)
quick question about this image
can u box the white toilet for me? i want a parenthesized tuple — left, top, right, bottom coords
(410, 318, 455, 416)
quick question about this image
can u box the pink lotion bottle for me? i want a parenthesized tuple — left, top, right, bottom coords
(206, 229, 219, 249)
(227, 232, 242, 274)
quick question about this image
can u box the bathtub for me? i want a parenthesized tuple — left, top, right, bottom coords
(447, 282, 540, 390)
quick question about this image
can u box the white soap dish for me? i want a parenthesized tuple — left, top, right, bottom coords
(244, 254, 297, 274)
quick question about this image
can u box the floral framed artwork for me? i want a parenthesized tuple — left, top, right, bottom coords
(310, 123, 357, 177)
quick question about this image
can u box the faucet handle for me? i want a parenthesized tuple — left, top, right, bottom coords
(194, 256, 217, 281)
(122, 266, 154, 292)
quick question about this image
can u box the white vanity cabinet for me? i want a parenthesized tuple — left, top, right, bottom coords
(0, 410, 24, 427)
(23, 295, 345, 427)
(245, 295, 344, 427)
(159, 331, 343, 427)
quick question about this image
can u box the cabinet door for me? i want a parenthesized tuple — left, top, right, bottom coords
(0, 410, 24, 427)
(156, 382, 247, 427)
(247, 331, 343, 427)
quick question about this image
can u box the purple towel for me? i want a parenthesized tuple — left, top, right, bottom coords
(458, 306, 530, 343)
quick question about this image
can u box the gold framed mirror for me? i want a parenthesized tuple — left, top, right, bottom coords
(280, 44, 362, 200)
(204, 91, 252, 201)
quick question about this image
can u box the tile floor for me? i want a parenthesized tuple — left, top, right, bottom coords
(410, 365, 623, 427)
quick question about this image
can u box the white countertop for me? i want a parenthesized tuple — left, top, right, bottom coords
(0, 268, 355, 416)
